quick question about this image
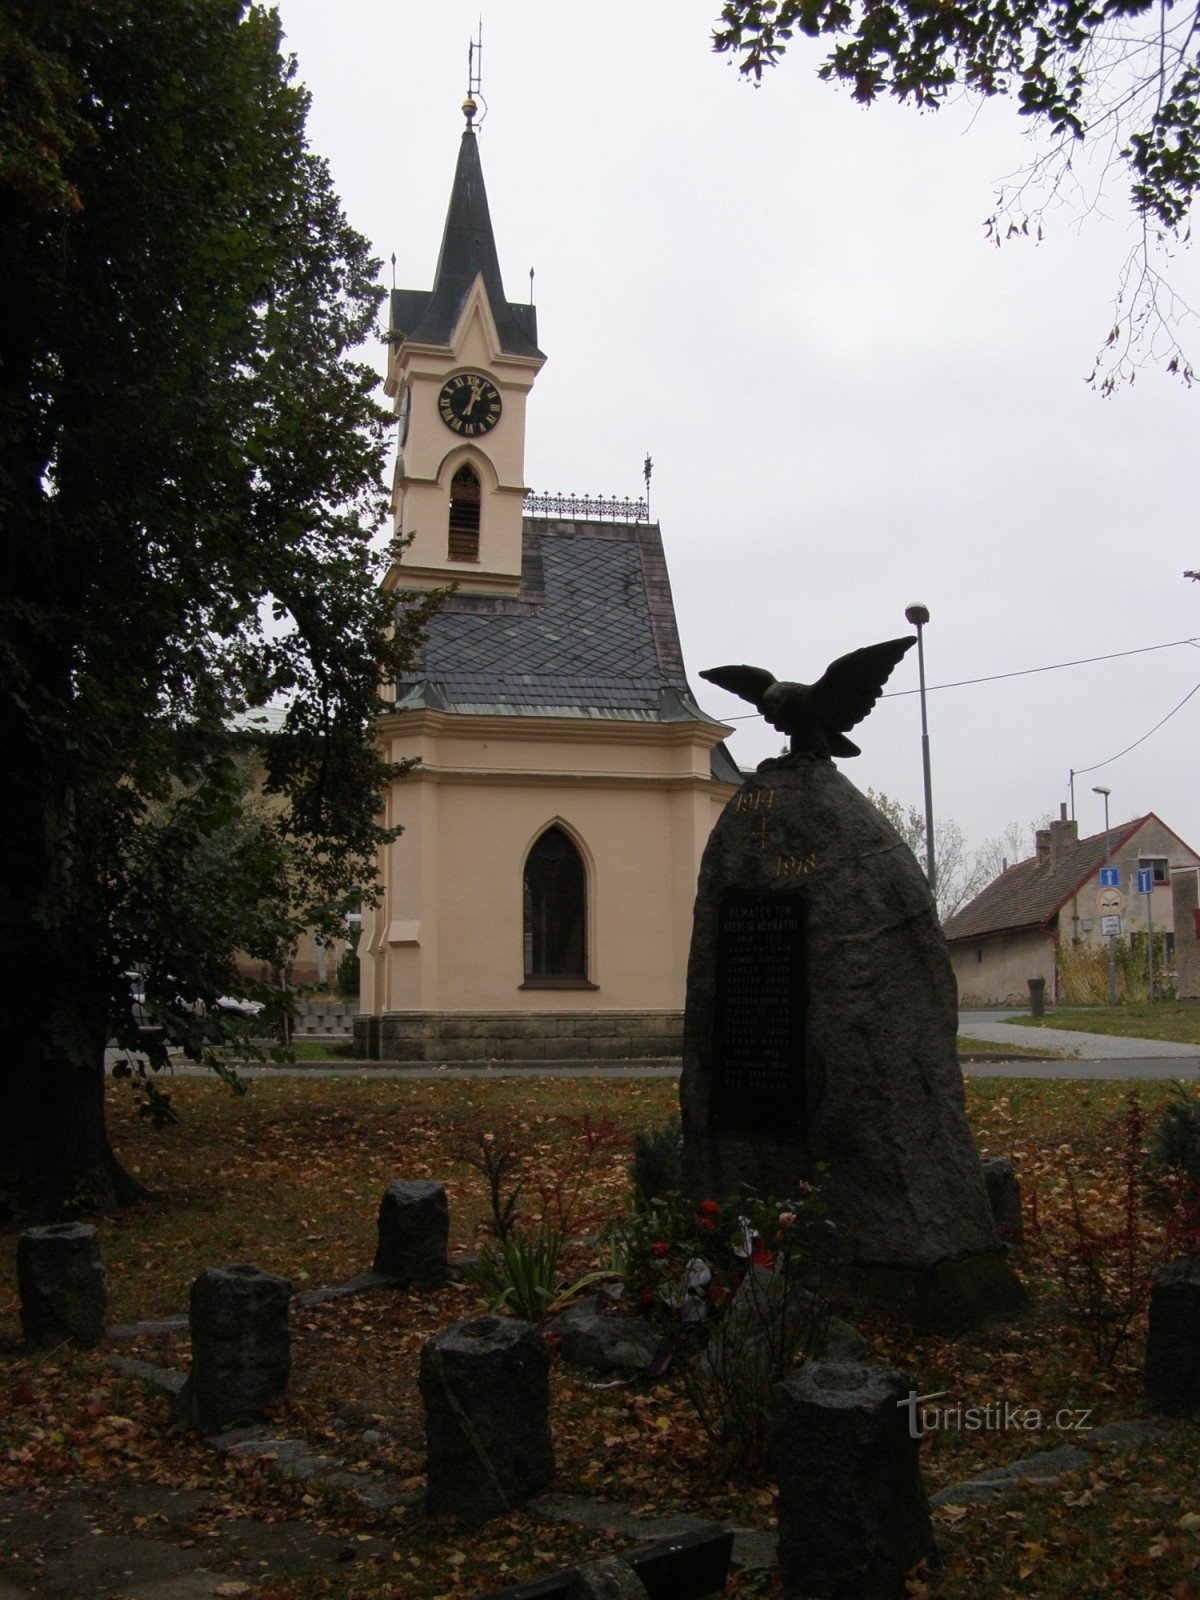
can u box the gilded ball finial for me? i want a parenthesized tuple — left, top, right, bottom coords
(462, 95, 476, 124)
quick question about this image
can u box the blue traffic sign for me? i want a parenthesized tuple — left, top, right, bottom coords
(1137, 868, 1154, 895)
(1100, 866, 1120, 888)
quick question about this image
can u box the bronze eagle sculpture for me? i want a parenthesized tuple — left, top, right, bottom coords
(700, 636, 916, 758)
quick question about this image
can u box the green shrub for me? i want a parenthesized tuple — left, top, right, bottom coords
(630, 1117, 683, 1203)
(1056, 931, 1174, 1004)
(1145, 1083, 1200, 1195)
(336, 947, 359, 997)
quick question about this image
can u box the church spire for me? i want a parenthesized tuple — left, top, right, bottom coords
(395, 104, 541, 360)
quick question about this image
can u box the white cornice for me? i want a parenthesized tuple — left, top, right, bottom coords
(377, 707, 734, 746)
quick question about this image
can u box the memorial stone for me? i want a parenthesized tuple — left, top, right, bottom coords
(17, 1223, 107, 1350)
(1144, 1255, 1200, 1414)
(770, 1362, 936, 1599)
(420, 1314, 554, 1523)
(681, 757, 1022, 1328)
(373, 1180, 449, 1287)
(178, 1264, 291, 1431)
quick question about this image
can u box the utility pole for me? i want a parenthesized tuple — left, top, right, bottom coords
(1093, 785, 1117, 1007)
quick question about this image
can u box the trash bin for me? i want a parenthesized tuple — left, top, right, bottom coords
(1027, 978, 1046, 1018)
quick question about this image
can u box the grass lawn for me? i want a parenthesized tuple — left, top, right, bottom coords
(2, 1073, 1199, 1598)
(1007, 1000, 1200, 1045)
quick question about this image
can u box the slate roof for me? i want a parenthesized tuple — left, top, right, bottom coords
(395, 518, 740, 785)
(390, 127, 542, 359)
(943, 817, 1151, 943)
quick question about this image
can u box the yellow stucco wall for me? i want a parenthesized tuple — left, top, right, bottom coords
(359, 710, 735, 1019)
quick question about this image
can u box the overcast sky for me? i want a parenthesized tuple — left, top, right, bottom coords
(273, 0, 1199, 867)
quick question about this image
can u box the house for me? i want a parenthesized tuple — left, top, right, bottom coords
(353, 102, 739, 1061)
(944, 806, 1200, 1005)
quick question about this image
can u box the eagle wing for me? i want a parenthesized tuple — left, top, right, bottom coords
(699, 664, 777, 712)
(810, 637, 915, 734)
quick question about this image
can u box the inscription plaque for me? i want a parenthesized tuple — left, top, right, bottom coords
(711, 890, 808, 1133)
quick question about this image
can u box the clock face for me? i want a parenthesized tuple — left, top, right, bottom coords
(438, 372, 502, 437)
(397, 384, 411, 447)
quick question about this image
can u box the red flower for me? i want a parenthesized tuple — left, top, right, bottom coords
(699, 1200, 719, 1216)
(750, 1236, 775, 1269)
(652, 1241, 669, 1258)
(640, 1287, 654, 1304)
(697, 1216, 714, 1231)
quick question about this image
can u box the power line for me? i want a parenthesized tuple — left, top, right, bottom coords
(1071, 678, 1200, 777)
(882, 635, 1200, 698)
(717, 634, 1200, 721)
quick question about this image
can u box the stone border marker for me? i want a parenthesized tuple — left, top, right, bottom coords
(178, 1264, 291, 1432)
(420, 1314, 554, 1524)
(17, 1222, 108, 1350)
(980, 1157, 1024, 1248)
(770, 1362, 936, 1599)
(1145, 1255, 1200, 1415)
(373, 1180, 449, 1287)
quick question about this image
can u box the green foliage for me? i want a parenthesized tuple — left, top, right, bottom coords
(1144, 1083, 1200, 1195)
(1056, 932, 1175, 1005)
(336, 946, 360, 999)
(713, 0, 1199, 386)
(462, 1226, 618, 1323)
(0, 0, 443, 1208)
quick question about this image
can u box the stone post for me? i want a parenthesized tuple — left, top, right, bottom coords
(980, 1157, 1024, 1248)
(1145, 1256, 1200, 1415)
(178, 1265, 291, 1432)
(770, 1362, 936, 1599)
(567, 1558, 647, 1599)
(374, 1180, 449, 1287)
(420, 1314, 554, 1523)
(17, 1223, 107, 1350)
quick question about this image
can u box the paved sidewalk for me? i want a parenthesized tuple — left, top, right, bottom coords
(958, 1009, 1200, 1062)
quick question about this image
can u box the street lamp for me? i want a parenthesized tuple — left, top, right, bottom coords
(1092, 784, 1117, 1006)
(905, 603, 936, 904)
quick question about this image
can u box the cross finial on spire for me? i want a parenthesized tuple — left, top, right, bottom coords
(464, 24, 483, 127)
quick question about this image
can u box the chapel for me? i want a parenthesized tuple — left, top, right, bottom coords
(354, 100, 739, 1061)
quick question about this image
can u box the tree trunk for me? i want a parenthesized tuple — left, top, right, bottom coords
(0, 1053, 147, 1222)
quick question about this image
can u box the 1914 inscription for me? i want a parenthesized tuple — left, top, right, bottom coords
(711, 890, 808, 1133)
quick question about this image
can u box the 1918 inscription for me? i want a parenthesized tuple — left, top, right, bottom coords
(711, 890, 808, 1133)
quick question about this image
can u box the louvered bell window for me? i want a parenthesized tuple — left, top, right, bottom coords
(448, 466, 481, 561)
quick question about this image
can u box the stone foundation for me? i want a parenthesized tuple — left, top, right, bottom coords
(353, 1010, 683, 1062)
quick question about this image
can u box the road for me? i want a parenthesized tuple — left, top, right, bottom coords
(958, 1008, 1199, 1079)
(114, 1010, 1199, 1082)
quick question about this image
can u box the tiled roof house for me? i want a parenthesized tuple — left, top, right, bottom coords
(944, 808, 1200, 1005)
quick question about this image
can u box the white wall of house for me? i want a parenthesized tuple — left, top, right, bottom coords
(950, 928, 1057, 1008)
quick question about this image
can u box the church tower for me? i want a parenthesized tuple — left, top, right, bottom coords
(356, 102, 739, 1063)
(384, 97, 543, 595)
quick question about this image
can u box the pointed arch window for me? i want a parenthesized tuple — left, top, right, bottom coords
(523, 826, 592, 986)
(448, 465, 481, 561)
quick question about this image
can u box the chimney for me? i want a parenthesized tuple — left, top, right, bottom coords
(1049, 801, 1079, 865)
(1035, 828, 1051, 861)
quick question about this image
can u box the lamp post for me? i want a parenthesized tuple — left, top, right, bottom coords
(1092, 784, 1117, 1006)
(905, 603, 936, 905)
